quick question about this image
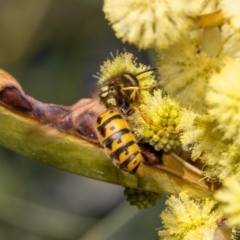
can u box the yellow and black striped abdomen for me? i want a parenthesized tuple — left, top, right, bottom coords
(96, 109, 144, 176)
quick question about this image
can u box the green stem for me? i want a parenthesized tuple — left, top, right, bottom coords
(0, 104, 217, 198)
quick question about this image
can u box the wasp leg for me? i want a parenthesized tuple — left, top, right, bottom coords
(122, 80, 162, 104)
(131, 106, 180, 134)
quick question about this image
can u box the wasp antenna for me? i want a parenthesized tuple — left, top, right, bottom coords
(134, 67, 157, 77)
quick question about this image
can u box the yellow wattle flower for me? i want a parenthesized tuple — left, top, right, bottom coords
(103, 0, 218, 50)
(129, 89, 181, 152)
(95, 52, 156, 88)
(159, 25, 240, 112)
(206, 58, 240, 143)
(159, 192, 226, 240)
(215, 176, 240, 228)
(178, 113, 240, 180)
(221, 0, 240, 29)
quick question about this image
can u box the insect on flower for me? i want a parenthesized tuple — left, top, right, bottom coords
(96, 68, 158, 177)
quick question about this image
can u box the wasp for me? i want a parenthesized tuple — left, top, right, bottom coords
(96, 109, 144, 176)
(96, 68, 157, 176)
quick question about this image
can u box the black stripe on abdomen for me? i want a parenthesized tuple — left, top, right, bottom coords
(97, 113, 122, 137)
(109, 140, 136, 159)
(102, 129, 131, 150)
(119, 152, 142, 174)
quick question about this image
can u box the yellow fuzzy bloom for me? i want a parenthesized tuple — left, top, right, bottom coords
(177, 108, 200, 146)
(221, 0, 240, 29)
(159, 25, 240, 112)
(159, 192, 227, 240)
(215, 176, 240, 228)
(206, 58, 240, 143)
(179, 113, 239, 180)
(180, 115, 226, 160)
(95, 52, 156, 88)
(103, 0, 218, 50)
(202, 144, 238, 180)
(200, 142, 240, 180)
(129, 89, 181, 152)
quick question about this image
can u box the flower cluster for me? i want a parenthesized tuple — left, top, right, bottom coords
(95, 52, 156, 87)
(102, 0, 240, 236)
(159, 25, 240, 112)
(215, 176, 240, 227)
(130, 89, 182, 152)
(124, 187, 161, 209)
(158, 192, 228, 240)
(103, 0, 218, 49)
(206, 58, 240, 143)
(221, 0, 240, 29)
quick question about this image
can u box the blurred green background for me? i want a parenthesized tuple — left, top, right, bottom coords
(0, 1, 164, 239)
